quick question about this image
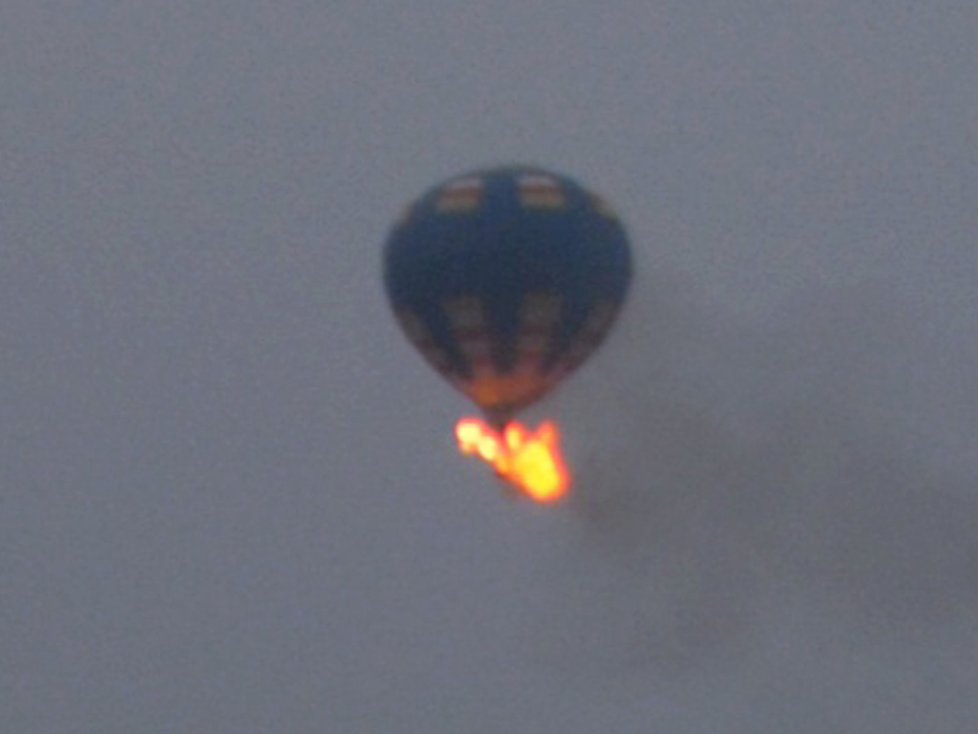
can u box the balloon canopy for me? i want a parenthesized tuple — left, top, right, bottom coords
(384, 165, 631, 426)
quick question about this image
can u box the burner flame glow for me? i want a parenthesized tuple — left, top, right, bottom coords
(455, 417, 570, 503)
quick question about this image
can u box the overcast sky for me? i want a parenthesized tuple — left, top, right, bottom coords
(3, 2, 977, 732)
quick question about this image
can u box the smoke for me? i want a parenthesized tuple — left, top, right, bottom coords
(524, 272, 978, 730)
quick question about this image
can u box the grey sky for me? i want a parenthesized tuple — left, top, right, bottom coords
(3, 2, 977, 732)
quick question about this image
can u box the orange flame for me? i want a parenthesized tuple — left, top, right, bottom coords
(455, 417, 571, 503)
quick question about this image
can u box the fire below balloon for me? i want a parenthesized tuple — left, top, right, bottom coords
(455, 417, 570, 502)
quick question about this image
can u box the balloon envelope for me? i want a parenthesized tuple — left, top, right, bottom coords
(384, 165, 631, 425)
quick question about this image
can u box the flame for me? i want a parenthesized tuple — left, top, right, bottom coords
(455, 417, 570, 503)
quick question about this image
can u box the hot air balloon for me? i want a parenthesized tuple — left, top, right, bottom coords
(383, 165, 631, 501)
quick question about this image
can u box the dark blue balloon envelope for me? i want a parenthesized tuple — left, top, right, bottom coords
(384, 164, 631, 426)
